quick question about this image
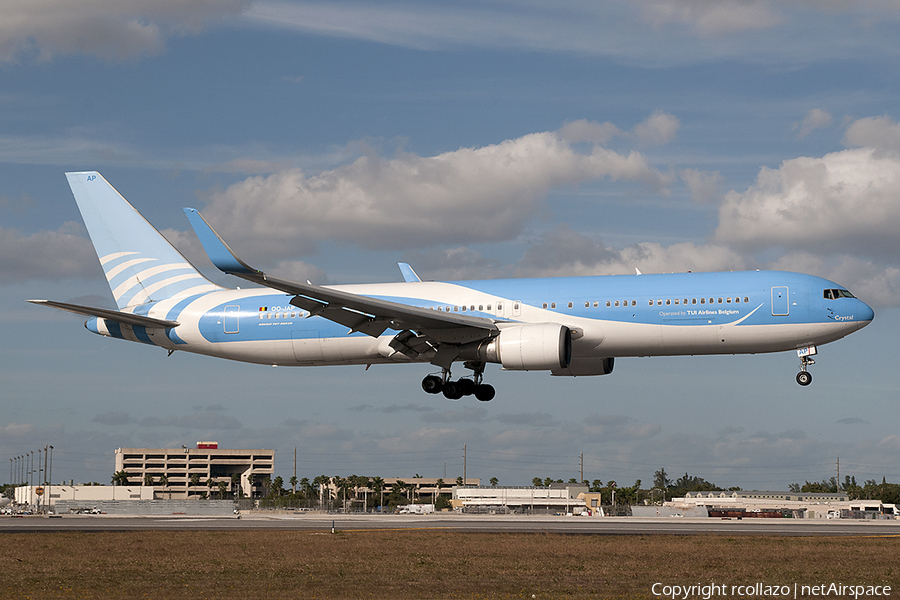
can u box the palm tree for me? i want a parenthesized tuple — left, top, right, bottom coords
(217, 481, 227, 499)
(144, 473, 155, 487)
(435, 478, 444, 504)
(313, 475, 329, 508)
(159, 474, 169, 499)
(206, 477, 215, 499)
(111, 471, 130, 486)
(371, 477, 385, 512)
(455, 476, 464, 487)
(300, 477, 311, 507)
(231, 473, 242, 499)
(532, 477, 543, 487)
(490, 477, 499, 487)
(290, 475, 298, 495)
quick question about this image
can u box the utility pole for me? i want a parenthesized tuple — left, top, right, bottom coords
(836, 457, 840, 491)
(580, 452, 584, 483)
(293, 447, 297, 493)
(463, 444, 467, 485)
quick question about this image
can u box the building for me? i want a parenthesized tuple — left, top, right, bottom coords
(684, 490, 849, 502)
(114, 442, 274, 499)
(452, 483, 589, 513)
(15, 484, 153, 507)
(667, 490, 898, 519)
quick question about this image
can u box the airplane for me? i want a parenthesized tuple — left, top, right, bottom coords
(30, 171, 874, 401)
(0, 494, 10, 508)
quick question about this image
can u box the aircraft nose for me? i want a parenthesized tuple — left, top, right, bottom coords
(857, 300, 874, 328)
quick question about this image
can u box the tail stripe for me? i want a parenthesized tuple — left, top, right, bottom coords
(126, 275, 217, 306)
(100, 251, 139, 266)
(105, 257, 156, 281)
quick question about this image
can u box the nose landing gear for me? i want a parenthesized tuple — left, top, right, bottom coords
(796, 346, 816, 386)
(421, 361, 495, 401)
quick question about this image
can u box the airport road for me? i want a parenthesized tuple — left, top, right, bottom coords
(2, 514, 899, 536)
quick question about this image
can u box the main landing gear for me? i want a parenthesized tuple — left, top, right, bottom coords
(422, 361, 496, 401)
(796, 346, 816, 386)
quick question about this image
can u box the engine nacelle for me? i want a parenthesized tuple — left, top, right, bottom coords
(461, 324, 572, 371)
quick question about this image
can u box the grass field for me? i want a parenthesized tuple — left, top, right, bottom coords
(0, 530, 897, 599)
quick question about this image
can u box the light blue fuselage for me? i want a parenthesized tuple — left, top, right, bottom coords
(87, 270, 872, 372)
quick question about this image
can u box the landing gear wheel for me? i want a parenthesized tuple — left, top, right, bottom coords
(474, 384, 495, 402)
(422, 375, 443, 394)
(442, 380, 464, 400)
(458, 378, 476, 396)
(796, 371, 812, 386)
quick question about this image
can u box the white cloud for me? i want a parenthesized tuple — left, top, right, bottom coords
(680, 168, 721, 203)
(714, 145, 900, 256)
(200, 126, 671, 258)
(0, 222, 98, 282)
(633, 111, 680, 146)
(558, 119, 623, 145)
(513, 225, 749, 278)
(843, 114, 900, 156)
(1, 0, 250, 63)
(638, 0, 782, 34)
(794, 108, 833, 139)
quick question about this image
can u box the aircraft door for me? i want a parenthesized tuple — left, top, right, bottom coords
(771, 286, 789, 316)
(224, 305, 240, 333)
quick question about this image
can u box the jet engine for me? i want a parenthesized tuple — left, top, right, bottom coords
(460, 323, 572, 371)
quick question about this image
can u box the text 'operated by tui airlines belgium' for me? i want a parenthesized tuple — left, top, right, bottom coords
(30, 172, 874, 401)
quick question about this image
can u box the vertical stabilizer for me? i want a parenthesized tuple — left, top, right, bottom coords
(66, 172, 220, 309)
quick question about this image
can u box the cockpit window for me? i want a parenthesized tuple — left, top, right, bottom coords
(824, 288, 856, 300)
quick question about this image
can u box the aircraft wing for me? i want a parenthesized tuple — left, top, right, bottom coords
(183, 208, 498, 345)
(27, 299, 180, 328)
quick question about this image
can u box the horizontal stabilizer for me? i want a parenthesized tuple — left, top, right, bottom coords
(28, 299, 179, 328)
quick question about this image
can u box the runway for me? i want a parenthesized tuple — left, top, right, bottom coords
(3, 513, 899, 536)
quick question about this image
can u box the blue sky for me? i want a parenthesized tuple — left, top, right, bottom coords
(2, 0, 900, 491)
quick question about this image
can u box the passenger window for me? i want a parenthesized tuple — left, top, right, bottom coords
(496, 303, 503, 312)
(461, 306, 467, 312)
(593, 301, 599, 308)
(487, 304, 492, 311)
(568, 302, 573, 309)
(606, 301, 611, 307)
(631, 300, 636, 307)
(718, 298, 723, 304)
(726, 298, 731, 304)
(743, 297, 749, 303)
(454, 306, 459, 312)
(551, 302, 556, 309)
(471, 305, 475, 311)
(615, 301, 620, 307)
(700, 298, 705, 304)
(542, 303, 548, 309)
(479, 305, 483, 311)
(657, 300, 662, 306)
(648, 300, 653, 306)
(584, 302, 589, 308)
(674, 299, 679, 305)
(734, 297, 739, 304)
(692, 299, 697, 304)
(709, 298, 714, 304)
(666, 299, 671, 305)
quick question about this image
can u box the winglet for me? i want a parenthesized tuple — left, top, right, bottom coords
(398, 263, 421, 283)
(183, 208, 259, 276)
